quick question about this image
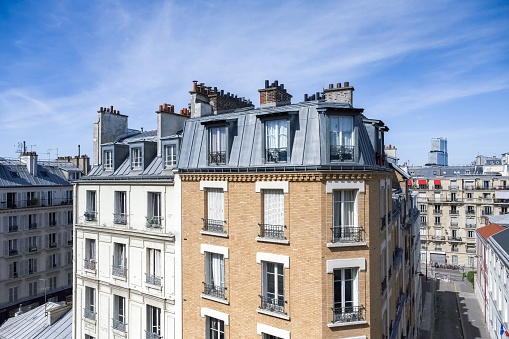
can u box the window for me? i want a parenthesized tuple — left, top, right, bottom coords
(330, 116, 354, 162)
(85, 190, 97, 221)
(420, 216, 427, 225)
(434, 205, 441, 213)
(467, 206, 475, 214)
(114, 191, 127, 224)
(67, 211, 73, 224)
(204, 188, 225, 233)
(483, 206, 492, 215)
(146, 248, 161, 286)
(28, 214, 37, 229)
(333, 268, 360, 323)
(8, 261, 18, 278)
(164, 144, 177, 168)
(8, 239, 18, 256)
(27, 236, 37, 252)
(29, 282, 38, 296)
(84, 239, 96, 270)
(419, 183, 427, 190)
(48, 253, 60, 269)
(146, 305, 161, 338)
(483, 180, 490, 189)
(8, 287, 18, 302)
(147, 192, 162, 227)
(452, 255, 458, 264)
(131, 147, 142, 169)
(450, 180, 457, 190)
(66, 251, 72, 265)
(84, 286, 96, 320)
(466, 192, 473, 199)
(113, 295, 126, 332)
(332, 190, 358, 242)
(419, 204, 427, 213)
(65, 190, 73, 204)
(468, 256, 475, 267)
(103, 150, 113, 170)
(6, 192, 16, 208)
(48, 233, 58, 248)
(450, 193, 457, 201)
(49, 212, 57, 226)
(28, 258, 37, 274)
(209, 126, 227, 165)
(206, 317, 224, 339)
(261, 262, 285, 313)
(421, 252, 426, 261)
(420, 228, 426, 236)
(49, 276, 57, 290)
(261, 190, 285, 240)
(112, 243, 127, 278)
(47, 191, 54, 205)
(204, 252, 225, 299)
(434, 216, 440, 225)
(265, 120, 288, 163)
(450, 206, 457, 215)
(468, 230, 474, 238)
(8, 216, 18, 232)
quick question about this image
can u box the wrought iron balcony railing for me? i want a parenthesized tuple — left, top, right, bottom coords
(84, 212, 97, 221)
(29, 223, 37, 230)
(9, 249, 18, 256)
(113, 213, 127, 225)
(145, 273, 162, 286)
(331, 226, 363, 243)
(112, 265, 127, 278)
(202, 219, 226, 234)
(146, 216, 162, 228)
(448, 236, 462, 242)
(112, 318, 126, 332)
(265, 147, 288, 163)
(331, 305, 364, 323)
(330, 145, 354, 162)
(208, 151, 227, 165)
(84, 308, 96, 321)
(145, 331, 162, 339)
(203, 282, 226, 299)
(8, 225, 18, 232)
(84, 259, 97, 270)
(259, 295, 286, 314)
(29, 246, 38, 252)
(258, 224, 286, 240)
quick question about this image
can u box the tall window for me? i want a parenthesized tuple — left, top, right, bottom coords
(204, 252, 225, 299)
(84, 286, 96, 320)
(103, 150, 113, 170)
(330, 116, 354, 162)
(146, 305, 161, 338)
(48, 233, 58, 248)
(420, 216, 427, 225)
(261, 190, 285, 239)
(86, 190, 97, 221)
(49, 212, 57, 226)
(8, 287, 18, 302)
(8, 239, 18, 255)
(49, 276, 57, 290)
(113, 295, 126, 332)
(28, 214, 37, 229)
(261, 262, 285, 313)
(131, 147, 142, 169)
(112, 243, 127, 277)
(164, 144, 177, 168)
(332, 190, 356, 242)
(8, 216, 18, 232)
(265, 120, 288, 163)
(434, 217, 440, 225)
(28, 258, 37, 274)
(206, 317, 224, 339)
(29, 282, 38, 296)
(84, 239, 96, 270)
(8, 261, 18, 278)
(48, 253, 60, 269)
(146, 248, 161, 286)
(147, 192, 162, 227)
(114, 191, 127, 224)
(419, 204, 426, 213)
(333, 268, 359, 322)
(204, 188, 225, 233)
(209, 126, 227, 165)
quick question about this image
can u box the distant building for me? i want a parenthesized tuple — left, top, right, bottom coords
(426, 137, 448, 166)
(0, 153, 83, 323)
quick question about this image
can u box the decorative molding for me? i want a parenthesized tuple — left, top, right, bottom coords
(326, 258, 366, 273)
(181, 172, 374, 182)
(256, 323, 291, 339)
(256, 252, 290, 268)
(200, 307, 229, 325)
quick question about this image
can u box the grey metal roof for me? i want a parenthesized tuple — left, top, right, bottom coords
(0, 302, 71, 339)
(0, 158, 71, 188)
(490, 228, 509, 265)
(407, 165, 482, 177)
(487, 214, 509, 226)
(178, 101, 386, 171)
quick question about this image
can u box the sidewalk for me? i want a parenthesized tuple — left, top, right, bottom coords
(454, 279, 490, 339)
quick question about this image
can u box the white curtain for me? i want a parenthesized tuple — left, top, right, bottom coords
(330, 117, 353, 147)
(154, 249, 161, 277)
(210, 127, 226, 152)
(209, 253, 224, 287)
(264, 190, 284, 225)
(266, 121, 287, 149)
(207, 189, 224, 221)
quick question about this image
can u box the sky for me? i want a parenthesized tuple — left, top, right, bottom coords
(1, 0, 508, 166)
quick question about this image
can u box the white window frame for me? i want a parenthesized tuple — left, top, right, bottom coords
(113, 295, 126, 326)
(103, 150, 113, 170)
(206, 316, 225, 339)
(208, 126, 227, 165)
(146, 304, 161, 336)
(265, 119, 288, 163)
(164, 144, 177, 168)
(147, 192, 162, 226)
(329, 115, 354, 162)
(257, 323, 290, 339)
(85, 238, 96, 260)
(85, 286, 95, 313)
(131, 147, 142, 169)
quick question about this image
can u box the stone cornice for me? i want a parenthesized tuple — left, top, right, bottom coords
(180, 172, 380, 182)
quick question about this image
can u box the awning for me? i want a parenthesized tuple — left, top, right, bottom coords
(434, 180, 441, 185)
(418, 180, 426, 185)
(495, 191, 509, 199)
(407, 179, 412, 186)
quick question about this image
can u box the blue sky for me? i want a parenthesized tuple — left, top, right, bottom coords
(1, 0, 508, 166)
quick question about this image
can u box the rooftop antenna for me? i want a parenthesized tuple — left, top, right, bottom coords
(29, 144, 36, 152)
(15, 142, 24, 157)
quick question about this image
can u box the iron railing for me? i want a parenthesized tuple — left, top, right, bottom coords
(29, 223, 37, 230)
(146, 216, 162, 228)
(84, 212, 97, 221)
(202, 219, 226, 234)
(112, 265, 126, 278)
(145, 331, 162, 339)
(145, 273, 162, 286)
(330, 145, 354, 162)
(112, 318, 126, 332)
(448, 236, 462, 242)
(9, 249, 18, 256)
(29, 246, 38, 252)
(83, 308, 96, 321)
(84, 259, 97, 270)
(260, 295, 286, 314)
(8, 225, 18, 232)
(113, 213, 127, 225)
(331, 226, 363, 243)
(266, 148, 287, 163)
(203, 282, 226, 299)
(331, 305, 364, 323)
(258, 224, 286, 240)
(208, 151, 227, 165)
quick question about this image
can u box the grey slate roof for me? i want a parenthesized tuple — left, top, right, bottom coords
(407, 165, 482, 177)
(179, 101, 387, 171)
(490, 228, 509, 264)
(487, 214, 509, 226)
(0, 158, 71, 187)
(0, 302, 71, 339)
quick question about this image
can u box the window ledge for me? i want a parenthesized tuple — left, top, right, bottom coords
(146, 283, 163, 291)
(256, 237, 289, 245)
(200, 230, 228, 238)
(112, 275, 127, 282)
(256, 308, 290, 320)
(201, 294, 229, 305)
(327, 241, 367, 248)
(112, 328, 127, 337)
(327, 320, 367, 328)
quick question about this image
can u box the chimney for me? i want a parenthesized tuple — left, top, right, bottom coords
(323, 81, 354, 105)
(189, 80, 213, 118)
(46, 302, 72, 326)
(156, 102, 188, 156)
(258, 80, 292, 108)
(20, 151, 38, 176)
(93, 106, 129, 166)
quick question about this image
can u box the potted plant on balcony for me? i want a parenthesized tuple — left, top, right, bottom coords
(27, 197, 39, 207)
(84, 211, 94, 221)
(146, 216, 163, 228)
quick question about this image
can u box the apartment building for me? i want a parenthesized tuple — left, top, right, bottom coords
(179, 80, 421, 338)
(408, 165, 509, 268)
(72, 105, 187, 339)
(0, 153, 80, 323)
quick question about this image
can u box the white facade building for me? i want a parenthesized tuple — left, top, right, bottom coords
(73, 105, 187, 339)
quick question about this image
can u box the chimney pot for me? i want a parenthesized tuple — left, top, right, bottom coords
(110, 105, 114, 113)
(159, 105, 163, 111)
(344, 81, 350, 87)
(265, 80, 269, 89)
(304, 94, 308, 101)
(274, 80, 279, 87)
(329, 84, 334, 89)
(337, 83, 341, 88)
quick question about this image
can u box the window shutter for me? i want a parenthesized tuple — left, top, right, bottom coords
(3, 240, 8, 257)
(19, 238, 25, 254)
(3, 217, 8, 233)
(8, 263, 13, 278)
(57, 233, 62, 246)
(20, 260, 27, 276)
(45, 235, 49, 249)
(17, 192, 22, 207)
(34, 258, 38, 273)
(57, 253, 61, 267)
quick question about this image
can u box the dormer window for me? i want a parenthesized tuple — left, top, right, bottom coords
(164, 144, 177, 168)
(131, 147, 142, 169)
(265, 119, 288, 163)
(330, 116, 354, 162)
(209, 126, 227, 165)
(103, 150, 113, 170)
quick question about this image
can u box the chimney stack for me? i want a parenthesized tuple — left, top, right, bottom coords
(20, 151, 38, 176)
(323, 81, 354, 105)
(258, 80, 292, 108)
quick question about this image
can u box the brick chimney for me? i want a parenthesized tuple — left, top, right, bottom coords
(323, 82, 354, 105)
(258, 80, 292, 108)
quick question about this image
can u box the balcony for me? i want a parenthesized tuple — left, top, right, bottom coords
(49, 220, 57, 227)
(145, 331, 162, 339)
(8, 225, 18, 233)
(331, 306, 364, 324)
(84, 212, 97, 222)
(466, 224, 476, 229)
(113, 213, 127, 225)
(84, 259, 97, 270)
(258, 224, 286, 241)
(208, 151, 227, 165)
(84, 308, 96, 321)
(9, 249, 18, 256)
(112, 319, 126, 332)
(434, 222, 441, 227)
(449, 210, 459, 216)
(145, 273, 162, 286)
(266, 147, 288, 163)
(466, 210, 476, 215)
(451, 247, 459, 252)
(431, 235, 446, 241)
(330, 226, 363, 244)
(432, 210, 442, 215)
(28, 223, 37, 230)
(330, 145, 354, 162)
(202, 219, 226, 234)
(259, 295, 286, 314)
(448, 236, 463, 242)
(112, 265, 126, 278)
(29, 246, 38, 252)
(49, 242, 57, 248)
(467, 248, 476, 254)
(145, 216, 162, 229)
(203, 282, 226, 299)
(465, 186, 475, 191)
